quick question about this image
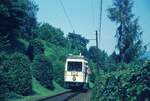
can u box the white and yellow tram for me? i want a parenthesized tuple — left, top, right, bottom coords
(64, 54, 90, 90)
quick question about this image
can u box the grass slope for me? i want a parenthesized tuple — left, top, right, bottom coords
(10, 78, 68, 101)
(9, 40, 69, 101)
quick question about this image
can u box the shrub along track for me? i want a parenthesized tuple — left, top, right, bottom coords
(35, 90, 81, 101)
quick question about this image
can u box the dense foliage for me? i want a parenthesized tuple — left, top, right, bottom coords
(88, 46, 108, 71)
(0, 0, 38, 49)
(107, 0, 144, 63)
(92, 61, 150, 101)
(53, 61, 65, 86)
(0, 71, 8, 101)
(35, 23, 67, 47)
(32, 54, 54, 90)
(67, 32, 89, 56)
(0, 53, 9, 101)
(0, 53, 32, 96)
(26, 38, 44, 60)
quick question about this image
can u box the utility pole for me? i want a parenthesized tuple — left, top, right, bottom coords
(96, 30, 99, 74)
(96, 30, 98, 51)
(99, 0, 103, 49)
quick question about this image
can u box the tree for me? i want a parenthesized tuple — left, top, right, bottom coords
(88, 46, 108, 71)
(107, 0, 144, 63)
(26, 38, 44, 60)
(67, 32, 89, 56)
(1, 53, 32, 95)
(36, 23, 67, 47)
(0, 0, 38, 49)
(32, 54, 54, 90)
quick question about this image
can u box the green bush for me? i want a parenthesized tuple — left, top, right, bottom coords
(45, 44, 67, 87)
(32, 54, 54, 90)
(0, 72, 8, 101)
(26, 39, 44, 60)
(1, 53, 32, 95)
(92, 61, 150, 101)
(0, 53, 9, 101)
(88, 60, 96, 83)
(53, 61, 65, 86)
(0, 53, 8, 100)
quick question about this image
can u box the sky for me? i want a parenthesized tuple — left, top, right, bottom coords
(34, 0, 150, 55)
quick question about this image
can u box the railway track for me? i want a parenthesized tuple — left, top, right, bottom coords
(36, 91, 80, 101)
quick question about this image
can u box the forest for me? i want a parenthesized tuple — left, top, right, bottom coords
(0, 0, 150, 101)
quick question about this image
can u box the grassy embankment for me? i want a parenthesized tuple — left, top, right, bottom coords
(9, 40, 69, 101)
(10, 78, 68, 101)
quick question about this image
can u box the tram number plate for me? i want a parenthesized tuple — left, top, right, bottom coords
(71, 71, 78, 76)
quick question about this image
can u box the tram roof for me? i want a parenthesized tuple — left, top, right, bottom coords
(67, 55, 87, 60)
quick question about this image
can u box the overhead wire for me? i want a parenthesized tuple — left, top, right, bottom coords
(58, 0, 75, 32)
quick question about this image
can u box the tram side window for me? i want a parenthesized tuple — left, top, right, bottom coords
(67, 62, 82, 71)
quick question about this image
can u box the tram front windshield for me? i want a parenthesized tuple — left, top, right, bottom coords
(67, 62, 82, 71)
